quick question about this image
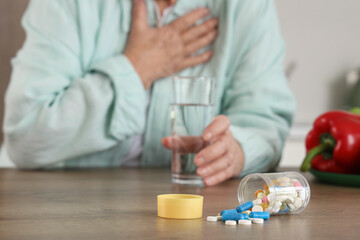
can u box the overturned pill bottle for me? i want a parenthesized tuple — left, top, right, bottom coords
(238, 172, 310, 215)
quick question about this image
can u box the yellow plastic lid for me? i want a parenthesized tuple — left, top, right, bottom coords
(157, 194, 203, 219)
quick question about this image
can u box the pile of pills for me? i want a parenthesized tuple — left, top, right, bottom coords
(252, 177, 306, 214)
(207, 176, 308, 226)
(207, 201, 269, 226)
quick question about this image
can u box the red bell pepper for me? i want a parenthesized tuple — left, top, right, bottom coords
(301, 110, 360, 174)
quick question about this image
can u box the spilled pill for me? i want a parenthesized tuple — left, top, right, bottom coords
(222, 212, 248, 221)
(251, 218, 264, 224)
(249, 211, 270, 220)
(220, 209, 237, 216)
(207, 216, 218, 222)
(238, 220, 252, 225)
(225, 220, 237, 226)
(251, 205, 263, 212)
(236, 201, 253, 212)
(252, 199, 262, 205)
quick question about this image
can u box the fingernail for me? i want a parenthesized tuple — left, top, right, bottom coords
(196, 157, 204, 165)
(205, 177, 214, 185)
(204, 132, 212, 141)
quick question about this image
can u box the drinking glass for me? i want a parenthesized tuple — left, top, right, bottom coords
(171, 76, 215, 185)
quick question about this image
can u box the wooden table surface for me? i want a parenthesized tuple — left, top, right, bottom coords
(0, 168, 359, 240)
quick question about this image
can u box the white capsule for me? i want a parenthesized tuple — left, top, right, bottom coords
(273, 203, 281, 213)
(298, 190, 306, 200)
(225, 220, 237, 226)
(294, 198, 303, 208)
(253, 199, 262, 205)
(277, 189, 297, 197)
(277, 177, 291, 183)
(251, 205, 263, 212)
(290, 178, 298, 183)
(288, 203, 296, 210)
(267, 193, 275, 202)
(238, 220, 252, 225)
(207, 216, 218, 222)
(285, 196, 295, 204)
(251, 218, 264, 224)
(276, 195, 289, 202)
(292, 192, 299, 199)
(280, 182, 292, 187)
(265, 207, 272, 214)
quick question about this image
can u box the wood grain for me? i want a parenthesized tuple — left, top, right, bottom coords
(0, 168, 359, 240)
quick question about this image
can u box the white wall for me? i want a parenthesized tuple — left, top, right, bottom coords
(276, 0, 360, 123)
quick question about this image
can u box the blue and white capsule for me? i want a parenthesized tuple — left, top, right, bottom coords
(249, 211, 270, 220)
(220, 209, 238, 216)
(221, 212, 249, 222)
(236, 201, 253, 212)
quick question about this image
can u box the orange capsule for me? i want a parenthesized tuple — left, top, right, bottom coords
(272, 179, 279, 185)
(263, 184, 269, 192)
(260, 203, 269, 211)
(242, 211, 250, 216)
(254, 190, 264, 198)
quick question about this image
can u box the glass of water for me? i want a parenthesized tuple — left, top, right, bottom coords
(171, 76, 215, 185)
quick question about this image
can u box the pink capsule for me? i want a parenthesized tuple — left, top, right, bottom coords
(262, 194, 267, 203)
(293, 181, 302, 190)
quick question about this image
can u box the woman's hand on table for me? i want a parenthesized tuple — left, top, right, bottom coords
(124, 0, 218, 89)
(162, 115, 245, 186)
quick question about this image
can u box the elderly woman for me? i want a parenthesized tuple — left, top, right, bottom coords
(2, 0, 295, 186)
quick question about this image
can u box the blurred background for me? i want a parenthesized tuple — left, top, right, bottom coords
(0, 0, 359, 168)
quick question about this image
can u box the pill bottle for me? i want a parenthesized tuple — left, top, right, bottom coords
(237, 172, 310, 215)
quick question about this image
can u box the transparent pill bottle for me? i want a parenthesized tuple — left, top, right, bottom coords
(237, 172, 311, 215)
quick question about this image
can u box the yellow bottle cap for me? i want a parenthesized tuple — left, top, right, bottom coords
(157, 194, 203, 219)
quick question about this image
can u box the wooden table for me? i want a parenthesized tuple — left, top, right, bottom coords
(0, 168, 359, 240)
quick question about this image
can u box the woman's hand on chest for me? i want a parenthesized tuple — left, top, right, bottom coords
(124, 0, 218, 89)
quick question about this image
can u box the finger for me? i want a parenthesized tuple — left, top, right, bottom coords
(131, 0, 148, 31)
(197, 153, 231, 178)
(203, 115, 231, 141)
(170, 8, 209, 32)
(161, 137, 172, 149)
(204, 165, 234, 186)
(194, 134, 229, 166)
(182, 18, 218, 44)
(184, 30, 217, 55)
(162, 136, 206, 153)
(180, 50, 212, 70)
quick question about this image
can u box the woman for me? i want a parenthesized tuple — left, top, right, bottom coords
(2, 0, 295, 186)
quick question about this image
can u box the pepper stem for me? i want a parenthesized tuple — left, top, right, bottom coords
(350, 107, 360, 115)
(300, 143, 333, 172)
